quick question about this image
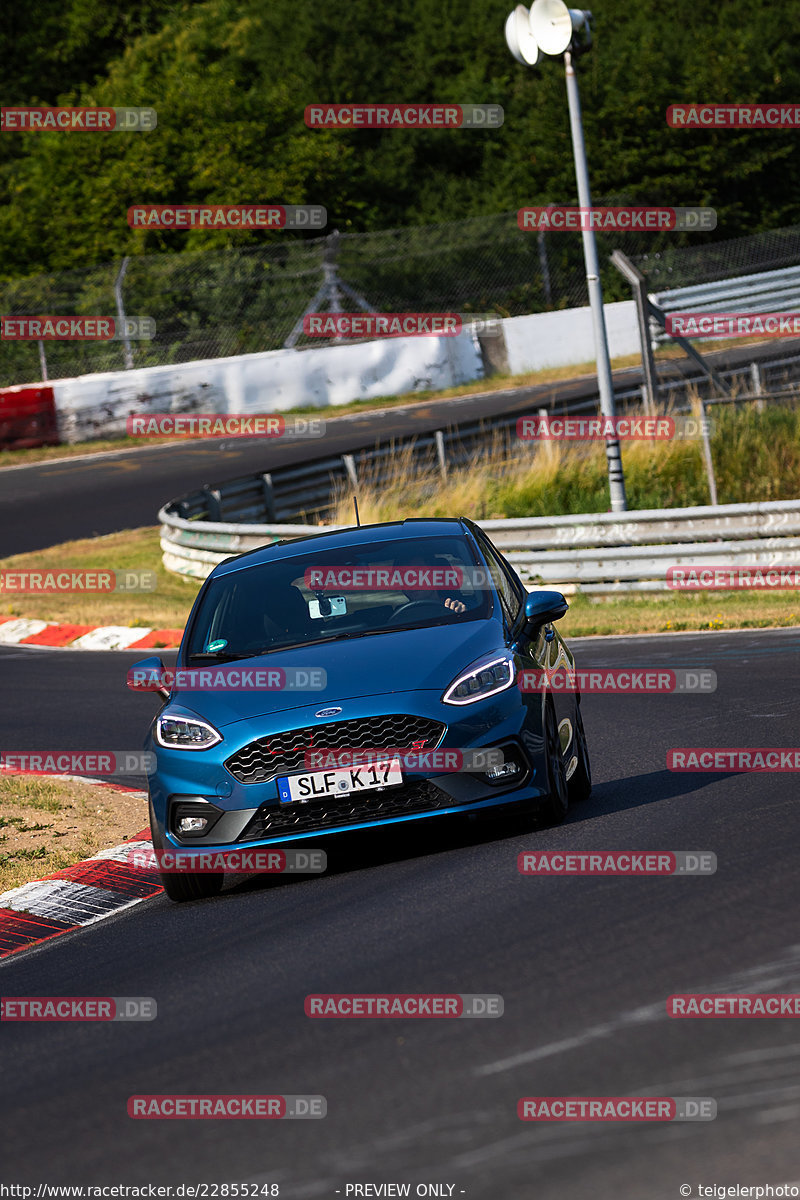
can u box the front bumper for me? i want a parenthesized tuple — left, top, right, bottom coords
(147, 686, 548, 853)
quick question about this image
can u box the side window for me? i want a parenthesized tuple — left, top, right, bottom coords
(494, 543, 527, 615)
(477, 534, 523, 625)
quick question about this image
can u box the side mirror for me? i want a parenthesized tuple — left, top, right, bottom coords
(127, 656, 170, 701)
(523, 590, 569, 632)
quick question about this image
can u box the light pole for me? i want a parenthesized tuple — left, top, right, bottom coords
(505, 0, 627, 512)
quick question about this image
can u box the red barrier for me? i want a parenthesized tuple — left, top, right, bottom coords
(0, 385, 59, 449)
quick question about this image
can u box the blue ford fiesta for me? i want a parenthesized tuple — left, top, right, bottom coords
(130, 517, 591, 901)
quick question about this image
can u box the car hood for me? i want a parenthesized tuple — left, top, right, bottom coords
(172, 619, 504, 728)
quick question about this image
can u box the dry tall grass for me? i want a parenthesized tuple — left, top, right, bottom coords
(333, 398, 800, 524)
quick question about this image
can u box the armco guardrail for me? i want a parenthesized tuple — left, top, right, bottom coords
(159, 498, 800, 594)
(651, 264, 800, 346)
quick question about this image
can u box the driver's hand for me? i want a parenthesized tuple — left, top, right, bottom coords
(444, 597, 466, 613)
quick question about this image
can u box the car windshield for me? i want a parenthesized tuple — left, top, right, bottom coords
(185, 534, 492, 659)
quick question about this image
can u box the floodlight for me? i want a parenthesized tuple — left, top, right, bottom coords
(504, 5, 542, 66)
(529, 0, 586, 55)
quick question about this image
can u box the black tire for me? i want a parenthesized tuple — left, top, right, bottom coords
(538, 697, 569, 825)
(149, 803, 224, 903)
(567, 700, 592, 804)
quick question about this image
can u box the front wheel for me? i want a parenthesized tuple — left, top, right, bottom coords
(149, 803, 224, 903)
(567, 700, 592, 804)
(538, 697, 569, 825)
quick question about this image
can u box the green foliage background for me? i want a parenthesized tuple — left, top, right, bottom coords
(1, 0, 799, 280)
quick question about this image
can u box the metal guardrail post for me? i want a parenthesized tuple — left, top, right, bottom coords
(261, 472, 276, 521)
(699, 400, 718, 506)
(750, 362, 765, 412)
(342, 454, 358, 492)
(611, 250, 659, 413)
(202, 485, 223, 521)
(537, 227, 552, 308)
(434, 430, 447, 480)
(114, 257, 134, 370)
(536, 407, 559, 468)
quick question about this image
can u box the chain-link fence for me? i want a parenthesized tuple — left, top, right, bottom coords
(3, 210, 797, 387)
(632, 223, 800, 290)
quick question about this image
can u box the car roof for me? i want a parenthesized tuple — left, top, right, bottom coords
(211, 517, 473, 578)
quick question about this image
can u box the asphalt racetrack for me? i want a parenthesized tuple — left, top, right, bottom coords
(2, 628, 799, 1196)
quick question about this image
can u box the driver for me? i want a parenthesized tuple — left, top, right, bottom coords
(398, 556, 468, 614)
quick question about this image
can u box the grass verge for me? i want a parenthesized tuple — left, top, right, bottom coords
(0, 527, 199, 629)
(564, 589, 800, 638)
(0, 775, 149, 893)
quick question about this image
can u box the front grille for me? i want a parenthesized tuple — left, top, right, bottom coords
(225, 714, 446, 784)
(238, 779, 457, 838)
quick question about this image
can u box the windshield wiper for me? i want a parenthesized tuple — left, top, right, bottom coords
(255, 633, 367, 654)
(187, 651, 249, 662)
(255, 627, 444, 653)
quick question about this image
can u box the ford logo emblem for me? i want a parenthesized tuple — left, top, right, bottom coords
(315, 706, 343, 718)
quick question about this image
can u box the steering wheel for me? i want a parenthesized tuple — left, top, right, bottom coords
(385, 600, 445, 626)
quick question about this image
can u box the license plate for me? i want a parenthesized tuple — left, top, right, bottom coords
(277, 757, 403, 804)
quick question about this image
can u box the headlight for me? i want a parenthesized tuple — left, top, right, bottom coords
(156, 714, 222, 749)
(442, 652, 516, 706)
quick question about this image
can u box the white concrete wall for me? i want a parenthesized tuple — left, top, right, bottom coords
(503, 301, 639, 374)
(48, 300, 640, 442)
(51, 333, 483, 443)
